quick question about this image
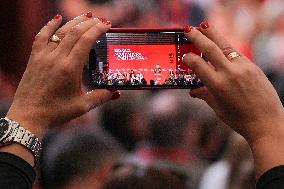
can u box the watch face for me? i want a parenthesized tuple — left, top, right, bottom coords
(0, 119, 9, 138)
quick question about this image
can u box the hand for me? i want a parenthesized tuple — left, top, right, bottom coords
(6, 13, 120, 137)
(183, 23, 284, 143)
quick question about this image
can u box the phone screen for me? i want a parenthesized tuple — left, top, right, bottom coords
(88, 29, 203, 89)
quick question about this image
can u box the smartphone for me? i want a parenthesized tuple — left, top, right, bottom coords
(88, 28, 203, 89)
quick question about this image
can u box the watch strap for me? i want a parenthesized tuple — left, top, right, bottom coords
(2, 117, 42, 165)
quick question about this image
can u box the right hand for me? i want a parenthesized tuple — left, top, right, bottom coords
(7, 13, 119, 136)
(183, 23, 284, 143)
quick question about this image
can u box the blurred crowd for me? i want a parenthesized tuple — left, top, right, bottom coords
(0, 0, 284, 189)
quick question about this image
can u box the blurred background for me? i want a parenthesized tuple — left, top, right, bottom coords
(0, 0, 284, 189)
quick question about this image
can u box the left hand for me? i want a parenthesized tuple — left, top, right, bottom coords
(182, 23, 284, 142)
(6, 14, 119, 136)
(183, 23, 284, 177)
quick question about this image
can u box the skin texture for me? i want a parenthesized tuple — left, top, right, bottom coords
(1, 14, 120, 166)
(182, 24, 284, 178)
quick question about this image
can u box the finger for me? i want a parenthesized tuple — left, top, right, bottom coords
(57, 12, 93, 39)
(190, 87, 218, 110)
(83, 90, 120, 111)
(32, 14, 62, 53)
(54, 18, 101, 56)
(199, 22, 244, 63)
(184, 26, 230, 70)
(190, 87, 205, 98)
(183, 52, 218, 87)
(67, 19, 111, 68)
(45, 12, 93, 52)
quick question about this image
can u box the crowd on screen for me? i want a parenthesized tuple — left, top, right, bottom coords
(93, 68, 201, 87)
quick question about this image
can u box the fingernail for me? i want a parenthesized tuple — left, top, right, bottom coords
(184, 25, 194, 33)
(200, 21, 209, 29)
(111, 91, 120, 100)
(98, 17, 111, 25)
(85, 12, 93, 18)
(54, 14, 61, 19)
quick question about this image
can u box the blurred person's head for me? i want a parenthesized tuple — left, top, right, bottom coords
(143, 90, 221, 153)
(103, 164, 187, 189)
(39, 126, 124, 189)
(100, 91, 147, 151)
(144, 91, 195, 148)
(139, 90, 230, 163)
(116, 91, 211, 189)
(198, 115, 231, 162)
(268, 13, 284, 71)
(260, 0, 284, 28)
(253, 0, 284, 105)
(254, 0, 284, 66)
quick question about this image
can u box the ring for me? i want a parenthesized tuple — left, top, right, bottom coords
(227, 51, 241, 61)
(49, 34, 61, 44)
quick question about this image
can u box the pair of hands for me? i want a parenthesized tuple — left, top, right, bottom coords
(6, 14, 284, 173)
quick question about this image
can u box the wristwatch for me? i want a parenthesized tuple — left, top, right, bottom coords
(0, 117, 42, 165)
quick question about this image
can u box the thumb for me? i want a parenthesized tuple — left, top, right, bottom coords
(83, 89, 121, 111)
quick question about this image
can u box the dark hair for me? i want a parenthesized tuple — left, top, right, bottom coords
(101, 102, 135, 150)
(100, 92, 146, 151)
(103, 165, 187, 189)
(39, 127, 124, 189)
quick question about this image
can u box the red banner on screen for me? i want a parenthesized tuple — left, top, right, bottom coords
(108, 44, 201, 85)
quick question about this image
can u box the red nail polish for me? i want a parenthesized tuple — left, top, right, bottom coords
(54, 14, 61, 19)
(111, 91, 120, 100)
(99, 17, 111, 25)
(200, 21, 209, 29)
(184, 25, 193, 33)
(105, 20, 111, 25)
(85, 12, 93, 18)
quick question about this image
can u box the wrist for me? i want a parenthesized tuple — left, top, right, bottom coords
(0, 117, 42, 167)
(250, 131, 284, 178)
(245, 117, 284, 178)
(0, 144, 35, 167)
(6, 110, 46, 139)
